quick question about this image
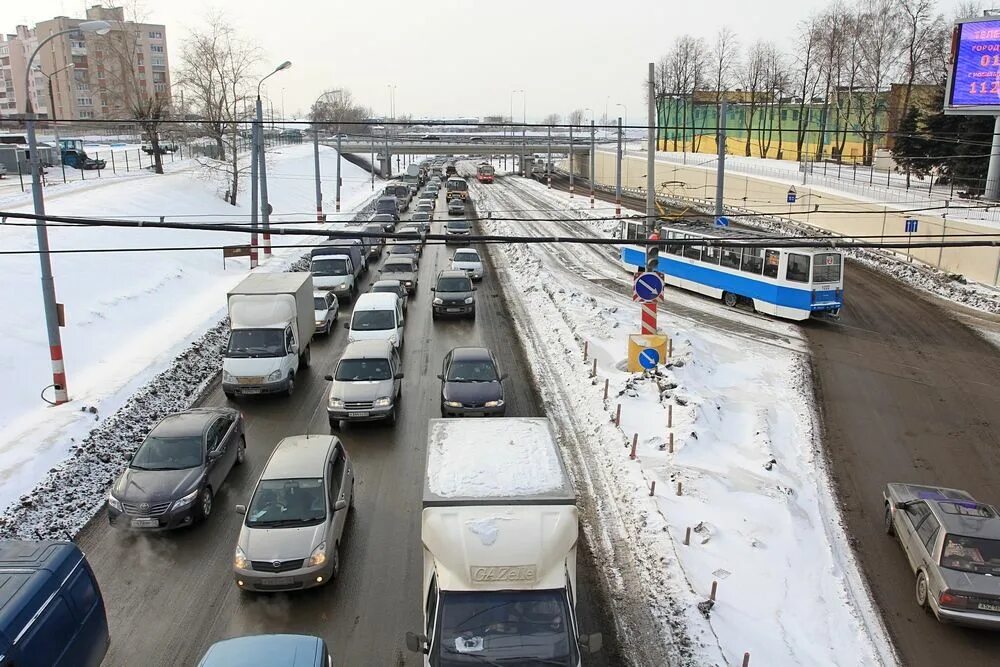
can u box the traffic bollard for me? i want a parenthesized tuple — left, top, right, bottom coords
(603, 378, 609, 400)
(683, 526, 691, 545)
(710, 580, 718, 602)
(583, 340, 588, 361)
(676, 481, 683, 496)
(649, 480, 655, 497)
(668, 404, 673, 427)
(591, 358, 597, 378)
(630, 434, 638, 460)
(615, 404, 621, 427)
(668, 432, 674, 453)
(742, 653, 750, 667)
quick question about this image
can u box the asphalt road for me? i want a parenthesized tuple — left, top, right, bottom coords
(806, 263, 1000, 665)
(77, 184, 617, 666)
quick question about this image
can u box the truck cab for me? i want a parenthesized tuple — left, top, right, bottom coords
(407, 418, 601, 666)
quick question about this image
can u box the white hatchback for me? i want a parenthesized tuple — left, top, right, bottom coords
(451, 248, 484, 281)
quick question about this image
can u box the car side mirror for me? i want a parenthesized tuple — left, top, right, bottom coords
(436, 373, 444, 380)
(235, 504, 247, 515)
(430, 287, 436, 291)
(324, 374, 334, 381)
(394, 372, 404, 380)
(500, 373, 509, 381)
(578, 633, 603, 654)
(894, 501, 909, 511)
(472, 287, 477, 291)
(333, 498, 348, 512)
(208, 449, 223, 461)
(343, 322, 349, 329)
(405, 632, 428, 654)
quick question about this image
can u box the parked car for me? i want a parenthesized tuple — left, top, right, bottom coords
(444, 219, 472, 244)
(379, 256, 418, 295)
(108, 408, 246, 530)
(198, 634, 332, 667)
(431, 270, 476, 320)
(447, 198, 465, 216)
(370, 279, 408, 312)
(370, 213, 397, 233)
(884, 482, 1000, 629)
(234, 435, 354, 592)
(325, 340, 404, 427)
(451, 248, 484, 281)
(313, 291, 339, 335)
(438, 347, 507, 417)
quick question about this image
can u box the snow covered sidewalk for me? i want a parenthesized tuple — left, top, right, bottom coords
(473, 176, 895, 666)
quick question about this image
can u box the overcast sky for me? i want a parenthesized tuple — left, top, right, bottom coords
(4, 0, 968, 124)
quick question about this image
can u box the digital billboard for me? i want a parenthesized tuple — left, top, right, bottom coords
(946, 17, 1000, 113)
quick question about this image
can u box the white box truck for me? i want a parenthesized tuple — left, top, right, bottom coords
(406, 418, 601, 666)
(222, 272, 315, 398)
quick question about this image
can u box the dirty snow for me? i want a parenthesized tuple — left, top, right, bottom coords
(471, 173, 895, 666)
(426, 418, 566, 499)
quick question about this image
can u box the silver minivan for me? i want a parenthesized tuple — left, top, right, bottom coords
(233, 435, 354, 593)
(325, 340, 403, 428)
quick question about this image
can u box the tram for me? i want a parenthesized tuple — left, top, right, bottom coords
(617, 218, 844, 321)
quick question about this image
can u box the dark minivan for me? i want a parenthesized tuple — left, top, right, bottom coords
(0, 541, 109, 667)
(431, 270, 476, 320)
(375, 196, 400, 221)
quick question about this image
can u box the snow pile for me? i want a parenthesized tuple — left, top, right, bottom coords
(426, 418, 566, 498)
(471, 177, 894, 666)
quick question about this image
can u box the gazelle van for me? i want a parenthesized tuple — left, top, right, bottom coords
(345, 292, 405, 349)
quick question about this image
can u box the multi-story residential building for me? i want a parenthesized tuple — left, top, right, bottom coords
(0, 5, 169, 121)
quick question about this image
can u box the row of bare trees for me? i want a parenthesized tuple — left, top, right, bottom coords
(653, 0, 976, 164)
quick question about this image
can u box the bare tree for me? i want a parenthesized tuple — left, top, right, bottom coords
(542, 113, 561, 126)
(739, 41, 769, 156)
(898, 0, 945, 115)
(567, 109, 585, 127)
(755, 44, 785, 158)
(814, 2, 851, 159)
(793, 17, 822, 161)
(831, 5, 865, 161)
(310, 89, 371, 135)
(856, 0, 903, 165)
(708, 27, 739, 154)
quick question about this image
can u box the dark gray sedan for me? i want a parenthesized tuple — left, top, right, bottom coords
(438, 346, 507, 417)
(884, 482, 1000, 629)
(108, 408, 245, 530)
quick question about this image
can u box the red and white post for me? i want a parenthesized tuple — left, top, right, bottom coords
(638, 232, 661, 334)
(50, 344, 68, 404)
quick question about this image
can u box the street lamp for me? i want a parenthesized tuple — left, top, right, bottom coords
(23, 19, 110, 405)
(254, 60, 292, 261)
(512, 89, 525, 174)
(35, 63, 74, 169)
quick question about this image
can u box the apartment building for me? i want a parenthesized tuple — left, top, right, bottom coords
(0, 5, 169, 120)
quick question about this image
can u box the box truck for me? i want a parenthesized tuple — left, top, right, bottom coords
(310, 242, 365, 301)
(406, 418, 601, 666)
(223, 272, 314, 397)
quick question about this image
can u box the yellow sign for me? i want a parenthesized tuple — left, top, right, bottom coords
(627, 334, 669, 372)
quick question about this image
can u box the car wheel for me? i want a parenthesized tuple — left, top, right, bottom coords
(301, 345, 311, 368)
(723, 291, 738, 308)
(884, 504, 895, 536)
(286, 373, 295, 397)
(432, 311, 438, 321)
(387, 407, 397, 426)
(915, 571, 930, 610)
(330, 542, 341, 580)
(236, 437, 247, 465)
(197, 487, 214, 522)
(224, 391, 237, 401)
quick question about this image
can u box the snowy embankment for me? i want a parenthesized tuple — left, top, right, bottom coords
(0, 144, 379, 536)
(472, 175, 896, 666)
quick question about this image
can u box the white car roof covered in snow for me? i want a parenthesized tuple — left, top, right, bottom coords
(423, 418, 574, 507)
(228, 271, 311, 296)
(228, 294, 296, 329)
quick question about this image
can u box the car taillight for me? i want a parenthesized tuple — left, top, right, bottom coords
(939, 591, 969, 609)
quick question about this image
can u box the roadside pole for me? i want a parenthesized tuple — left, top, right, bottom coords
(590, 119, 596, 208)
(336, 134, 342, 211)
(370, 137, 375, 190)
(547, 125, 552, 188)
(646, 62, 656, 233)
(616, 117, 622, 217)
(250, 119, 260, 269)
(256, 97, 272, 256)
(986, 116, 1000, 201)
(569, 124, 575, 197)
(313, 125, 323, 222)
(715, 101, 727, 224)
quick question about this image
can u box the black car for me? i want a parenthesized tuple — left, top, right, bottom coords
(361, 223, 385, 257)
(107, 408, 245, 530)
(370, 213, 397, 233)
(444, 219, 471, 245)
(431, 270, 475, 320)
(438, 347, 507, 417)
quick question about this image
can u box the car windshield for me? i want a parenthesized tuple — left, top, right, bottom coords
(447, 358, 497, 382)
(448, 222, 470, 231)
(372, 285, 402, 296)
(432, 590, 576, 667)
(372, 215, 394, 222)
(383, 262, 412, 274)
(314, 297, 329, 310)
(311, 258, 349, 276)
(351, 309, 395, 331)
(227, 328, 284, 358)
(454, 252, 479, 262)
(131, 435, 203, 471)
(335, 358, 391, 381)
(391, 244, 417, 254)
(940, 534, 1000, 576)
(812, 253, 842, 283)
(438, 277, 472, 292)
(413, 213, 430, 220)
(246, 478, 326, 528)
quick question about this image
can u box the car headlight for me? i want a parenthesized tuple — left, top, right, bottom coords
(444, 401, 462, 408)
(374, 397, 392, 408)
(223, 370, 236, 383)
(266, 370, 282, 382)
(234, 546, 249, 570)
(108, 493, 123, 512)
(433, 297, 443, 305)
(329, 397, 345, 409)
(315, 320, 325, 327)
(334, 283, 348, 291)
(388, 334, 399, 346)
(404, 280, 413, 286)
(484, 400, 505, 408)
(173, 488, 199, 510)
(307, 541, 327, 567)
(464, 296, 474, 304)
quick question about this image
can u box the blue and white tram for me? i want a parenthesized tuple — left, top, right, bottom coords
(618, 219, 844, 321)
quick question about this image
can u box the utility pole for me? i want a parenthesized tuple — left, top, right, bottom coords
(987, 116, 1000, 201)
(313, 120, 323, 222)
(715, 101, 727, 224)
(590, 119, 596, 208)
(546, 124, 552, 188)
(336, 133, 342, 211)
(569, 124, 575, 197)
(616, 117, 622, 217)
(257, 95, 272, 255)
(250, 116, 260, 268)
(646, 62, 656, 232)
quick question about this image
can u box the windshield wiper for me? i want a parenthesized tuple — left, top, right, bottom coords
(442, 648, 503, 667)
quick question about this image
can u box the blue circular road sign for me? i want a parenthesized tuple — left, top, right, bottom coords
(638, 348, 660, 369)
(634, 272, 664, 302)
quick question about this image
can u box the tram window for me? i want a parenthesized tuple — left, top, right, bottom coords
(741, 248, 763, 274)
(683, 241, 702, 261)
(786, 253, 811, 283)
(763, 250, 780, 278)
(721, 248, 741, 269)
(664, 232, 681, 255)
(812, 253, 842, 283)
(702, 245, 722, 265)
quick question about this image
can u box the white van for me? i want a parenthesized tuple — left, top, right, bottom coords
(345, 292, 404, 349)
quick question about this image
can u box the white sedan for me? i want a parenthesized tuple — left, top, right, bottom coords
(451, 248, 484, 281)
(313, 290, 340, 334)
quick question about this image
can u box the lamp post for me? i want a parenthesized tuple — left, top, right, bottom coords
(616, 103, 628, 155)
(512, 89, 524, 175)
(255, 60, 292, 258)
(37, 62, 74, 182)
(24, 20, 110, 405)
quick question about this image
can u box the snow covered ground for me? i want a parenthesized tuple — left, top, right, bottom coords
(471, 174, 895, 666)
(0, 144, 377, 513)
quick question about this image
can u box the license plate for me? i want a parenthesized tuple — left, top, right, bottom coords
(348, 411, 369, 418)
(447, 308, 461, 313)
(258, 577, 294, 587)
(238, 377, 264, 385)
(242, 388, 262, 395)
(978, 602, 1000, 613)
(130, 518, 159, 528)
